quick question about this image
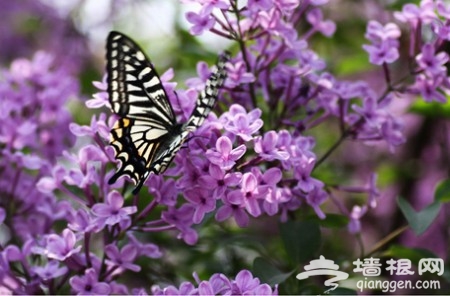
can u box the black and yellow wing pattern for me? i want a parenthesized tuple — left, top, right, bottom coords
(106, 31, 228, 194)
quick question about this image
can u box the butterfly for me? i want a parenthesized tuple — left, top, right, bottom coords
(106, 31, 229, 194)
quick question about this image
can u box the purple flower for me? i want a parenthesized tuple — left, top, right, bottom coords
(247, 0, 273, 12)
(161, 204, 198, 245)
(198, 164, 242, 199)
(394, 0, 436, 25)
(226, 61, 255, 88)
(186, 61, 214, 90)
(231, 270, 261, 294)
(92, 190, 137, 227)
(105, 244, 141, 272)
(199, 0, 230, 12)
(42, 229, 81, 261)
(32, 261, 68, 280)
(254, 131, 290, 161)
(151, 282, 197, 295)
(127, 233, 162, 259)
(186, 9, 216, 35)
(412, 74, 447, 103)
(256, 8, 283, 33)
(274, 0, 300, 13)
(306, 8, 336, 37)
(147, 175, 178, 206)
(416, 43, 449, 77)
(228, 172, 268, 217)
(86, 77, 109, 109)
(225, 114, 263, 141)
(362, 41, 399, 65)
(184, 187, 217, 224)
(69, 113, 111, 140)
(207, 273, 232, 294)
(221, 106, 264, 141)
(68, 208, 97, 233)
(70, 268, 111, 295)
(3, 245, 24, 262)
(347, 205, 368, 234)
(380, 115, 406, 149)
(352, 96, 385, 128)
(215, 194, 250, 227)
(363, 20, 400, 65)
(305, 188, 328, 219)
(293, 152, 323, 193)
(206, 136, 246, 170)
(437, 0, 450, 19)
(365, 21, 401, 43)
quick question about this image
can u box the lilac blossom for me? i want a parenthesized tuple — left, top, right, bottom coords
(105, 244, 141, 272)
(306, 8, 336, 37)
(416, 43, 449, 77)
(151, 270, 276, 295)
(254, 131, 290, 161)
(39, 229, 81, 261)
(70, 268, 111, 295)
(32, 261, 68, 281)
(92, 191, 137, 227)
(226, 60, 256, 88)
(184, 187, 217, 223)
(412, 74, 448, 103)
(363, 20, 400, 65)
(394, 0, 436, 25)
(228, 172, 268, 217)
(363, 40, 399, 65)
(206, 136, 247, 170)
(127, 233, 163, 259)
(198, 164, 242, 199)
(220, 106, 264, 141)
(186, 9, 216, 35)
(347, 205, 368, 234)
(305, 188, 328, 219)
(215, 194, 251, 227)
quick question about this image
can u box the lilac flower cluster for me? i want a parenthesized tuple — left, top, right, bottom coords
(0, 1, 89, 74)
(0, 52, 79, 293)
(177, 0, 450, 232)
(151, 270, 276, 295)
(2, 0, 450, 294)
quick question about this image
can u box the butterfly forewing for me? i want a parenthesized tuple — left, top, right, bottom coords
(107, 31, 175, 124)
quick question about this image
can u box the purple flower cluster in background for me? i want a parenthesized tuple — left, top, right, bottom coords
(1, 0, 450, 294)
(152, 270, 276, 295)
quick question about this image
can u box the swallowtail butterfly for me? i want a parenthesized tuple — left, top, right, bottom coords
(106, 31, 228, 194)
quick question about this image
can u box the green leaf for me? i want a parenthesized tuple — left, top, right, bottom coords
(435, 179, 450, 203)
(317, 214, 349, 228)
(397, 197, 441, 235)
(382, 245, 438, 265)
(252, 257, 294, 286)
(409, 99, 450, 118)
(280, 220, 321, 264)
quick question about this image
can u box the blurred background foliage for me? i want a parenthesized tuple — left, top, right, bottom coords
(1, 0, 449, 294)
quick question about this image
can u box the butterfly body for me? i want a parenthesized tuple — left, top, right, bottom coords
(106, 31, 228, 194)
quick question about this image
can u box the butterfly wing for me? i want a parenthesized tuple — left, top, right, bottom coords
(106, 31, 177, 190)
(186, 51, 229, 130)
